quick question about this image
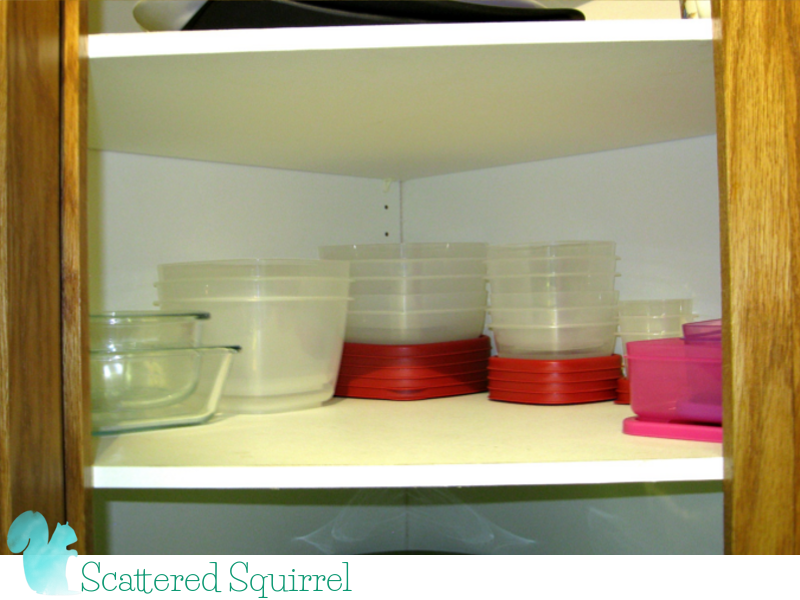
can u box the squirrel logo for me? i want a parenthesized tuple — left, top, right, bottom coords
(7, 511, 79, 595)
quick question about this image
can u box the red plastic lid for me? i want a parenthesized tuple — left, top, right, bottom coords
(488, 388, 616, 405)
(339, 359, 489, 380)
(342, 335, 491, 358)
(489, 354, 621, 373)
(622, 417, 722, 443)
(616, 377, 630, 391)
(488, 379, 617, 394)
(337, 371, 487, 389)
(614, 393, 631, 405)
(486, 367, 621, 383)
(336, 380, 487, 401)
(340, 348, 491, 369)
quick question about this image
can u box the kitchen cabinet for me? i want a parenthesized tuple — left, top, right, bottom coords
(1, 0, 796, 555)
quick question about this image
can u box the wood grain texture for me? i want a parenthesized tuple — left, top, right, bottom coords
(61, 0, 91, 555)
(714, 0, 800, 554)
(0, 0, 66, 548)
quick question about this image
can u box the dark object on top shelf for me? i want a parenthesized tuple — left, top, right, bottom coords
(183, 0, 586, 30)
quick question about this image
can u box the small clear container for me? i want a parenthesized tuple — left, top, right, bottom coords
(320, 242, 487, 260)
(488, 305, 619, 327)
(618, 299, 694, 317)
(618, 314, 696, 334)
(350, 275, 487, 296)
(90, 311, 209, 352)
(156, 277, 351, 300)
(490, 322, 618, 359)
(158, 258, 350, 281)
(488, 272, 619, 294)
(350, 291, 487, 312)
(489, 290, 619, 309)
(485, 255, 618, 277)
(90, 345, 239, 434)
(488, 241, 616, 260)
(347, 258, 485, 278)
(345, 308, 487, 345)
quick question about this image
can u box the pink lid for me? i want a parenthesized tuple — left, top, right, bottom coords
(622, 417, 722, 443)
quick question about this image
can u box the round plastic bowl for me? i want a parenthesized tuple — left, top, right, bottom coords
(156, 277, 351, 300)
(346, 257, 485, 278)
(159, 296, 350, 414)
(489, 290, 619, 309)
(345, 308, 487, 345)
(488, 305, 619, 327)
(158, 258, 350, 281)
(350, 291, 487, 312)
(488, 241, 616, 260)
(90, 311, 209, 352)
(490, 322, 618, 359)
(618, 299, 694, 317)
(488, 272, 619, 294)
(350, 275, 487, 296)
(485, 255, 618, 277)
(319, 242, 487, 261)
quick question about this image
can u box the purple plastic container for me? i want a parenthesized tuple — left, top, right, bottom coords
(626, 337, 721, 425)
(682, 318, 722, 343)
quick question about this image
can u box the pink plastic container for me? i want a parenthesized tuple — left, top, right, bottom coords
(625, 337, 721, 424)
(682, 319, 722, 343)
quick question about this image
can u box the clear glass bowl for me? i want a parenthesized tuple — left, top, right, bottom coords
(90, 311, 209, 352)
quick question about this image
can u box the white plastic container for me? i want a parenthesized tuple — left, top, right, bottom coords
(350, 291, 487, 312)
(488, 241, 616, 260)
(320, 242, 487, 261)
(488, 305, 619, 327)
(158, 258, 350, 281)
(347, 258, 485, 278)
(156, 277, 351, 300)
(350, 275, 487, 296)
(345, 308, 487, 344)
(490, 322, 618, 359)
(488, 272, 619, 294)
(489, 290, 619, 309)
(618, 299, 694, 316)
(159, 297, 350, 414)
(485, 255, 618, 277)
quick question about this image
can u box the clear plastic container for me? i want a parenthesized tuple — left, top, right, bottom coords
(350, 275, 487, 296)
(488, 241, 616, 260)
(485, 255, 618, 277)
(626, 337, 722, 424)
(158, 258, 350, 281)
(156, 277, 351, 300)
(347, 258, 485, 278)
(90, 345, 239, 434)
(618, 314, 695, 334)
(489, 290, 619, 309)
(490, 322, 618, 359)
(90, 311, 209, 352)
(488, 272, 619, 294)
(488, 305, 619, 327)
(345, 308, 487, 344)
(320, 242, 487, 261)
(618, 299, 694, 317)
(159, 297, 350, 414)
(350, 291, 487, 312)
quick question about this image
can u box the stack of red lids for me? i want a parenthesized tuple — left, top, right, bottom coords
(614, 377, 630, 405)
(336, 336, 491, 400)
(488, 354, 622, 405)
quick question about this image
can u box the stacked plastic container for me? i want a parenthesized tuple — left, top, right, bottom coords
(485, 241, 622, 405)
(319, 243, 490, 400)
(623, 319, 722, 442)
(89, 311, 240, 434)
(155, 259, 351, 414)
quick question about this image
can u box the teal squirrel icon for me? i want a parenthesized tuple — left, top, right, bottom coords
(7, 511, 78, 595)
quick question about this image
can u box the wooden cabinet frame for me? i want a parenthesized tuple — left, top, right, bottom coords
(1, 0, 796, 555)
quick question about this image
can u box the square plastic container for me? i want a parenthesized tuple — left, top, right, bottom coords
(350, 275, 487, 296)
(488, 241, 616, 260)
(618, 314, 696, 334)
(488, 272, 619, 294)
(320, 242, 487, 261)
(159, 297, 350, 414)
(683, 318, 722, 343)
(485, 255, 618, 277)
(626, 337, 722, 424)
(345, 307, 487, 344)
(489, 290, 618, 309)
(90, 311, 209, 352)
(90, 345, 239, 434)
(349, 291, 487, 312)
(490, 322, 618, 359)
(618, 299, 694, 316)
(488, 305, 619, 327)
(345, 258, 485, 278)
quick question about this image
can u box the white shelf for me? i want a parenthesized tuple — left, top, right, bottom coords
(88, 19, 715, 180)
(92, 394, 722, 489)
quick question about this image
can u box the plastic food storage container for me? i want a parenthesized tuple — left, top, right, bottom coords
(158, 258, 350, 281)
(320, 242, 487, 260)
(489, 290, 619, 309)
(618, 314, 695, 334)
(488, 272, 619, 294)
(485, 255, 617, 277)
(349, 291, 487, 312)
(490, 322, 618, 359)
(626, 337, 722, 424)
(90, 345, 239, 434)
(159, 296, 350, 414)
(346, 258, 485, 278)
(350, 275, 487, 296)
(488, 241, 616, 260)
(90, 311, 209, 352)
(156, 277, 351, 299)
(345, 307, 487, 344)
(488, 305, 619, 327)
(683, 318, 722, 343)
